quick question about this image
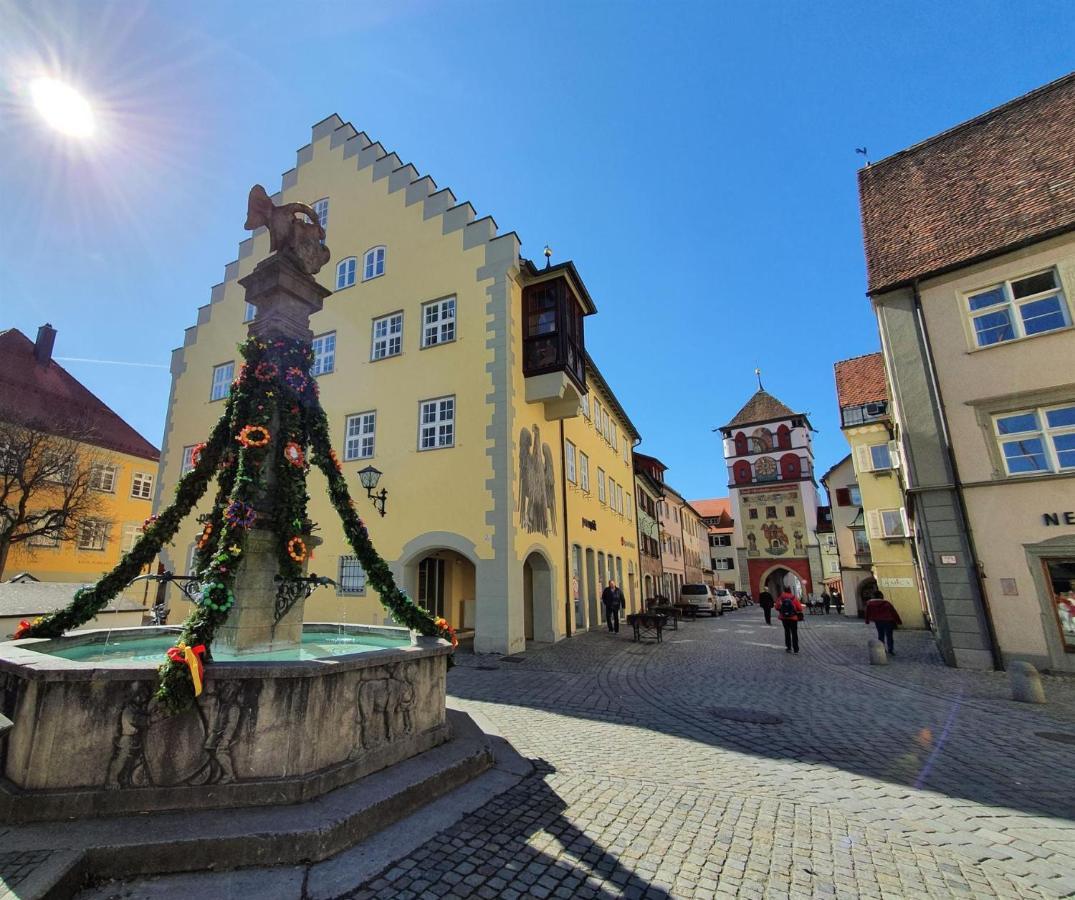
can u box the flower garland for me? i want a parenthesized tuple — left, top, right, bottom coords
(237, 424, 271, 448)
(223, 500, 257, 529)
(141, 514, 159, 533)
(283, 441, 305, 468)
(287, 536, 308, 563)
(253, 361, 279, 381)
(284, 367, 308, 393)
(196, 522, 214, 549)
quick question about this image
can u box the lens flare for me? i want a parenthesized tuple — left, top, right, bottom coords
(30, 78, 95, 138)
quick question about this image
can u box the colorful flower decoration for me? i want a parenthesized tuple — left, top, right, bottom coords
(328, 448, 343, 473)
(166, 642, 206, 696)
(196, 522, 214, 549)
(284, 367, 309, 393)
(237, 424, 271, 448)
(287, 536, 308, 563)
(190, 442, 206, 468)
(433, 616, 460, 649)
(254, 361, 279, 381)
(199, 581, 235, 613)
(284, 442, 305, 468)
(12, 616, 44, 640)
(223, 500, 257, 529)
(141, 514, 159, 533)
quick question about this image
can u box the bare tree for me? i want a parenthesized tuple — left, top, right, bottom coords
(0, 419, 105, 580)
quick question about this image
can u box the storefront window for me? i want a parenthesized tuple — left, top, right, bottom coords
(1046, 559, 1075, 652)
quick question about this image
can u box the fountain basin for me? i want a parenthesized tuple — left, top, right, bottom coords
(0, 624, 452, 822)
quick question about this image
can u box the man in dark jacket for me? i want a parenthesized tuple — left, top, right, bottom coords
(864, 590, 902, 655)
(758, 590, 775, 625)
(602, 580, 625, 633)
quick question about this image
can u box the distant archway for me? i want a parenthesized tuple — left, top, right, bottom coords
(762, 565, 804, 600)
(523, 550, 555, 642)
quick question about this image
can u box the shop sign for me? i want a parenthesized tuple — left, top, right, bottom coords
(1043, 512, 1075, 526)
(581, 518, 597, 531)
(879, 577, 915, 588)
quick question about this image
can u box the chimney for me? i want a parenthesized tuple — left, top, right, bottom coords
(34, 323, 57, 364)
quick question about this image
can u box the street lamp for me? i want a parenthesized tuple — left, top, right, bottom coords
(357, 465, 388, 517)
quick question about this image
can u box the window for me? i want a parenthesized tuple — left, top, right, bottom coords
(967, 269, 1068, 348)
(579, 452, 590, 492)
(612, 427, 619, 452)
(785, 505, 795, 517)
(869, 443, 892, 471)
(994, 405, 1075, 475)
(181, 445, 197, 474)
(372, 312, 403, 360)
(131, 472, 153, 500)
(608, 477, 617, 510)
(312, 331, 336, 376)
(715, 558, 734, 571)
(312, 198, 329, 231)
(765, 506, 777, 518)
(89, 464, 117, 493)
(210, 361, 234, 401)
(593, 400, 602, 432)
(336, 257, 356, 290)
(597, 468, 607, 504)
(244, 302, 257, 322)
(338, 556, 367, 595)
(422, 296, 457, 347)
(121, 523, 140, 552)
(419, 396, 455, 450)
(849, 485, 862, 506)
(77, 519, 108, 551)
(363, 246, 386, 281)
(617, 484, 625, 515)
(344, 411, 376, 460)
(748, 508, 758, 520)
(29, 531, 60, 548)
(869, 508, 908, 539)
(852, 528, 871, 555)
(626, 494, 633, 520)
(581, 395, 590, 419)
(565, 440, 577, 483)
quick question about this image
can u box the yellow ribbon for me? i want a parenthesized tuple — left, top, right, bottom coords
(167, 641, 205, 696)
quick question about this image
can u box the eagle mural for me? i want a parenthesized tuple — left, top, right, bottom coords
(518, 424, 556, 536)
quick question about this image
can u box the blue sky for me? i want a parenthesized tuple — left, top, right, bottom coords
(2, 0, 1072, 501)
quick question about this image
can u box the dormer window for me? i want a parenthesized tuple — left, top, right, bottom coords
(363, 246, 386, 281)
(521, 276, 586, 390)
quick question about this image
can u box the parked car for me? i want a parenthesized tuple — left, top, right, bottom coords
(680, 583, 719, 616)
(715, 588, 736, 612)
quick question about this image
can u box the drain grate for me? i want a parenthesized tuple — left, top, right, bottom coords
(709, 707, 783, 725)
(1036, 731, 1075, 746)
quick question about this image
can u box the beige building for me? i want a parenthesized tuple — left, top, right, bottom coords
(657, 486, 686, 598)
(682, 501, 709, 586)
(820, 454, 871, 615)
(859, 73, 1075, 670)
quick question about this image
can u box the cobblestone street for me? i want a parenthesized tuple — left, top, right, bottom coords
(353, 612, 1075, 900)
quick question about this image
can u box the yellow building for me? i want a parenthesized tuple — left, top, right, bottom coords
(0, 326, 161, 588)
(834, 353, 926, 628)
(156, 116, 641, 654)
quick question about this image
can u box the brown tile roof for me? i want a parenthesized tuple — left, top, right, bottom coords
(859, 72, 1075, 294)
(834, 352, 887, 409)
(0, 329, 160, 461)
(725, 389, 796, 429)
(690, 498, 732, 520)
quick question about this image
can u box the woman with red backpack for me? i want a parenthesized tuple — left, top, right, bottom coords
(777, 590, 804, 654)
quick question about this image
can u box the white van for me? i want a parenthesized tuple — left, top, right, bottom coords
(680, 583, 719, 616)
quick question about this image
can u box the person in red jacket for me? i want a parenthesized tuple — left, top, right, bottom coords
(864, 590, 902, 655)
(777, 590, 804, 654)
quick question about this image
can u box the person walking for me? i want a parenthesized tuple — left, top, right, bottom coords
(864, 590, 902, 655)
(833, 590, 844, 615)
(602, 579, 625, 634)
(758, 590, 775, 625)
(822, 590, 832, 615)
(777, 589, 804, 653)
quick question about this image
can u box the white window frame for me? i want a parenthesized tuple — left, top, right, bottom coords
(210, 361, 234, 402)
(857, 443, 893, 473)
(867, 508, 909, 540)
(593, 400, 602, 431)
(29, 531, 61, 548)
(181, 445, 197, 474)
(363, 245, 386, 281)
(131, 471, 153, 500)
(419, 396, 455, 450)
(336, 256, 357, 290)
(597, 468, 607, 504)
(616, 484, 624, 515)
(965, 268, 1070, 349)
(565, 440, 577, 483)
(244, 302, 257, 322)
(609, 477, 618, 512)
(625, 494, 633, 521)
(89, 464, 117, 493)
(338, 555, 367, 595)
(993, 404, 1075, 476)
(311, 331, 336, 376)
(849, 484, 862, 506)
(121, 522, 141, 552)
(421, 296, 457, 348)
(581, 395, 590, 419)
(344, 411, 376, 461)
(77, 519, 109, 551)
(312, 198, 329, 231)
(579, 452, 590, 492)
(371, 312, 403, 360)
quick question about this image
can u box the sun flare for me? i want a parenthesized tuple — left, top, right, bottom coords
(30, 77, 95, 138)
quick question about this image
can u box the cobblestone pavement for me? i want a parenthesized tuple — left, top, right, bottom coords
(349, 613, 1075, 900)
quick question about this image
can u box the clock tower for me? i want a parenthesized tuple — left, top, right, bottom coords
(719, 385, 824, 599)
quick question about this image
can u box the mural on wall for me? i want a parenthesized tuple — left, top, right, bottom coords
(741, 486, 805, 558)
(519, 424, 556, 536)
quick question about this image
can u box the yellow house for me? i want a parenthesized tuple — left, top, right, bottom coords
(0, 326, 162, 590)
(156, 115, 641, 654)
(834, 353, 926, 627)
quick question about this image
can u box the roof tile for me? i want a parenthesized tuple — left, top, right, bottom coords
(834, 352, 887, 409)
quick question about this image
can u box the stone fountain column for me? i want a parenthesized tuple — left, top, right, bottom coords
(215, 252, 331, 655)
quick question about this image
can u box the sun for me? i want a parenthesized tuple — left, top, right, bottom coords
(30, 78, 96, 138)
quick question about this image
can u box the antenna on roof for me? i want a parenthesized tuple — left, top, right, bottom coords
(855, 146, 870, 165)
(755, 367, 764, 390)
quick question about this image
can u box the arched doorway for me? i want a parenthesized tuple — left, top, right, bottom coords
(763, 566, 804, 600)
(523, 551, 555, 643)
(413, 548, 476, 630)
(643, 574, 653, 601)
(857, 576, 877, 618)
(585, 548, 597, 629)
(597, 552, 607, 626)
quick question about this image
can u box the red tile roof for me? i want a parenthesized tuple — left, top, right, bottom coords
(834, 352, 887, 409)
(0, 329, 159, 461)
(725, 389, 796, 429)
(859, 72, 1075, 294)
(690, 498, 731, 519)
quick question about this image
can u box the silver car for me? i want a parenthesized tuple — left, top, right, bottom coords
(680, 583, 719, 616)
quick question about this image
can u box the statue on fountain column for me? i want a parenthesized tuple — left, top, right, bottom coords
(244, 184, 331, 275)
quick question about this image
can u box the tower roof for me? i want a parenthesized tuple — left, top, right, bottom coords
(725, 389, 797, 429)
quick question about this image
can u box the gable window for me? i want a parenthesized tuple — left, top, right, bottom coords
(363, 246, 386, 281)
(338, 556, 367, 595)
(422, 296, 456, 348)
(312, 198, 329, 231)
(371, 312, 403, 360)
(565, 440, 577, 483)
(244, 302, 257, 322)
(210, 361, 234, 401)
(131, 472, 153, 500)
(967, 269, 1069, 348)
(89, 464, 117, 493)
(419, 396, 455, 450)
(344, 411, 376, 461)
(336, 257, 357, 290)
(994, 404, 1075, 475)
(597, 468, 607, 504)
(77, 519, 108, 551)
(579, 452, 590, 492)
(312, 331, 336, 376)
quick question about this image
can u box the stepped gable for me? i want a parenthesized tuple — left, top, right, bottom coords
(834, 352, 887, 409)
(0, 329, 159, 461)
(725, 389, 796, 429)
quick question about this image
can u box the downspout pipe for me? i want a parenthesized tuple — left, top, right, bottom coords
(559, 419, 572, 637)
(911, 280, 1003, 669)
